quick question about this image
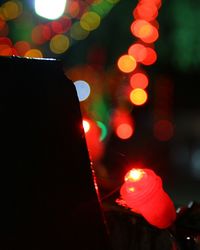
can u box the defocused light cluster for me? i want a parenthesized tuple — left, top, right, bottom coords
(115, 0, 162, 140)
(0, 0, 119, 57)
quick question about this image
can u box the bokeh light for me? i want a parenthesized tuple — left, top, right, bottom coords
(31, 24, 51, 45)
(117, 54, 137, 73)
(129, 88, 148, 106)
(51, 16, 72, 34)
(70, 21, 90, 40)
(34, 0, 66, 20)
(1, 0, 22, 21)
(24, 49, 43, 58)
(66, 1, 80, 18)
(80, 11, 101, 31)
(50, 34, 70, 54)
(141, 47, 157, 65)
(128, 43, 147, 62)
(74, 80, 91, 102)
(116, 123, 134, 140)
(14, 41, 31, 56)
(134, 2, 158, 21)
(130, 72, 149, 89)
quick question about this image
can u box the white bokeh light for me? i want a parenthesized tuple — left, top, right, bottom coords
(74, 80, 91, 102)
(35, 0, 67, 20)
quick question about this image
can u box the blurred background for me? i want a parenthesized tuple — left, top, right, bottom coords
(1, 0, 200, 207)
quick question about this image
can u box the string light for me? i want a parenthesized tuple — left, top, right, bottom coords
(118, 167, 176, 229)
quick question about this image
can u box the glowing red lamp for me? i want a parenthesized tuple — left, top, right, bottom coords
(119, 168, 176, 229)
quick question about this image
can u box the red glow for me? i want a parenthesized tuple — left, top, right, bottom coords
(116, 123, 134, 140)
(134, 3, 158, 21)
(32, 24, 51, 45)
(112, 109, 135, 140)
(130, 72, 149, 89)
(141, 26, 159, 43)
(112, 109, 134, 128)
(139, 0, 162, 9)
(0, 22, 9, 37)
(119, 168, 176, 229)
(141, 47, 157, 65)
(0, 37, 12, 46)
(130, 20, 153, 39)
(82, 118, 104, 162)
(128, 43, 147, 62)
(0, 18, 5, 30)
(51, 16, 72, 34)
(14, 41, 31, 56)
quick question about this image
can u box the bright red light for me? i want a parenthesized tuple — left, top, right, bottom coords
(116, 123, 134, 140)
(134, 3, 158, 21)
(141, 47, 157, 65)
(119, 168, 176, 229)
(128, 43, 147, 62)
(130, 72, 149, 89)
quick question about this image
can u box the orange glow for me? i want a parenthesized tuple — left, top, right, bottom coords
(153, 120, 174, 141)
(116, 123, 133, 140)
(131, 20, 153, 39)
(138, 24, 152, 38)
(117, 54, 137, 73)
(24, 49, 43, 58)
(125, 169, 145, 182)
(130, 72, 149, 89)
(130, 88, 148, 106)
(67, 1, 80, 18)
(128, 43, 147, 62)
(0, 44, 15, 56)
(140, 25, 159, 43)
(141, 47, 157, 65)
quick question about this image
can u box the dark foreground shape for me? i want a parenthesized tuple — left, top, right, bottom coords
(0, 56, 110, 250)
